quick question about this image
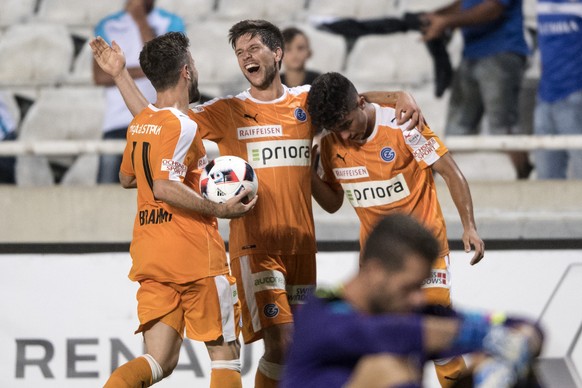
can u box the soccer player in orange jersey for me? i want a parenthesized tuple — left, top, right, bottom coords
(308, 72, 485, 388)
(91, 20, 424, 388)
(96, 32, 256, 388)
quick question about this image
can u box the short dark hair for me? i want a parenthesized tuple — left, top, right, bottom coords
(139, 32, 190, 91)
(362, 214, 440, 271)
(228, 19, 284, 67)
(307, 72, 359, 130)
(282, 26, 307, 45)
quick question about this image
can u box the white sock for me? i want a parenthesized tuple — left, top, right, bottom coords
(258, 357, 283, 381)
(211, 359, 242, 372)
(141, 354, 164, 384)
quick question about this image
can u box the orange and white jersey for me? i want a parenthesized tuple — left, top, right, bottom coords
(320, 103, 450, 257)
(190, 86, 316, 258)
(121, 104, 229, 283)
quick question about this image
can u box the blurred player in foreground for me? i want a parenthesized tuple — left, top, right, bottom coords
(309, 72, 485, 386)
(282, 214, 543, 388)
(101, 32, 256, 388)
(91, 19, 423, 388)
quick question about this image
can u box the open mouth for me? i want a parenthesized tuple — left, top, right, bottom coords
(245, 64, 260, 73)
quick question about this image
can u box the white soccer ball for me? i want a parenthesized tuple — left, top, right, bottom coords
(200, 155, 258, 204)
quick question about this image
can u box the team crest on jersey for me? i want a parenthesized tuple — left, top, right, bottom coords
(380, 147, 396, 162)
(263, 303, 279, 318)
(294, 107, 307, 122)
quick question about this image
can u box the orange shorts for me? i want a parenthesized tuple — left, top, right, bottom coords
(422, 255, 452, 307)
(135, 275, 241, 343)
(231, 253, 316, 344)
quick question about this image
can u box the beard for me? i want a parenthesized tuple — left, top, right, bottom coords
(188, 78, 201, 104)
(245, 60, 278, 90)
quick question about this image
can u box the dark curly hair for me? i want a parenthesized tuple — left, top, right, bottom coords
(306, 72, 359, 130)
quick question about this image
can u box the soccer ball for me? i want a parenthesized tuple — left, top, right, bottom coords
(200, 155, 258, 204)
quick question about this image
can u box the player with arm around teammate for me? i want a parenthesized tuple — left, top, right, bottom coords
(308, 72, 485, 387)
(282, 214, 542, 388)
(91, 20, 423, 388)
(104, 32, 256, 388)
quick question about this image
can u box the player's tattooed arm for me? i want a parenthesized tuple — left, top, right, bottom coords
(90, 37, 149, 116)
(360, 91, 425, 130)
(310, 144, 344, 213)
(432, 154, 485, 265)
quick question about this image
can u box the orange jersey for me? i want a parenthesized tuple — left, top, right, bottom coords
(320, 103, 450, 257)
(121, 104, 229, 283)
(190, 86, 316, 258)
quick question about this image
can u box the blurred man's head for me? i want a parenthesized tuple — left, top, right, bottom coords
(229, 20, 284, 90)
(139, 32, 200, 103)
(358, 214, 439, 313)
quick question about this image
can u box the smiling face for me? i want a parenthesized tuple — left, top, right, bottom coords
(234, 33, 282, 90)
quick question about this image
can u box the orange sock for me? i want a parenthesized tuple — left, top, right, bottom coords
(104, 356, 153, 387)
(255, 368, 279, 388)
(434, 356, 467, 388)
(210, 368, 242, 388)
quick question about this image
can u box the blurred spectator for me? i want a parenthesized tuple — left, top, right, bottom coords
(422, 0, 534, 179)
(0, 93, 18, 184)
(534, 0, 582, 179)
(280, 27, 321, 87)
(93, 0, 185, 183)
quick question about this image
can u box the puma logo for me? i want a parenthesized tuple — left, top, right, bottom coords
(244, 113, 259, 123)
(336, 153, 347, 163)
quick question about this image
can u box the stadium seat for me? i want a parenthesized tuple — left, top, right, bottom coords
(67, 40, 94, 85)
(263, 0, 307, 23)
(16, 87, 105, 186)
(0, 23, 74, 86)
(397, 0, 451, 14)
(214, 0, 267, 23)
(36, 0, 119, 27)
(306, 0, 359, 19)
(0, 0, 36, 27)
(345, 33, 433, 90)
(186, 21, 247, 97)
(157, 0, 215, 24)
(356, 0, 400, 19)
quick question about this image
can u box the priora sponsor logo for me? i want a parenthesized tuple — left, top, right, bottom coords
(342, 173, 410, 208)
(246, 139, 310, 168)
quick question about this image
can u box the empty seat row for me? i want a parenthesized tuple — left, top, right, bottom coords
(3, 0, 537, 28)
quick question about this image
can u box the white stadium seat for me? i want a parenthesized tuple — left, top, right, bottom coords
(356, 0, 400, 19)
(214, 0, 267, 23)
(345, 32, 433, 90)
(16, 87, 105, 186)
(264, 0, 307, 23)
(0, 0, 36, 26)
(0, 23, 74, 86)
(397, 0, 451, 14)
(36, 0, 119, 27)
(157, 0, 216, 24)
(306, 0, 359, 19)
